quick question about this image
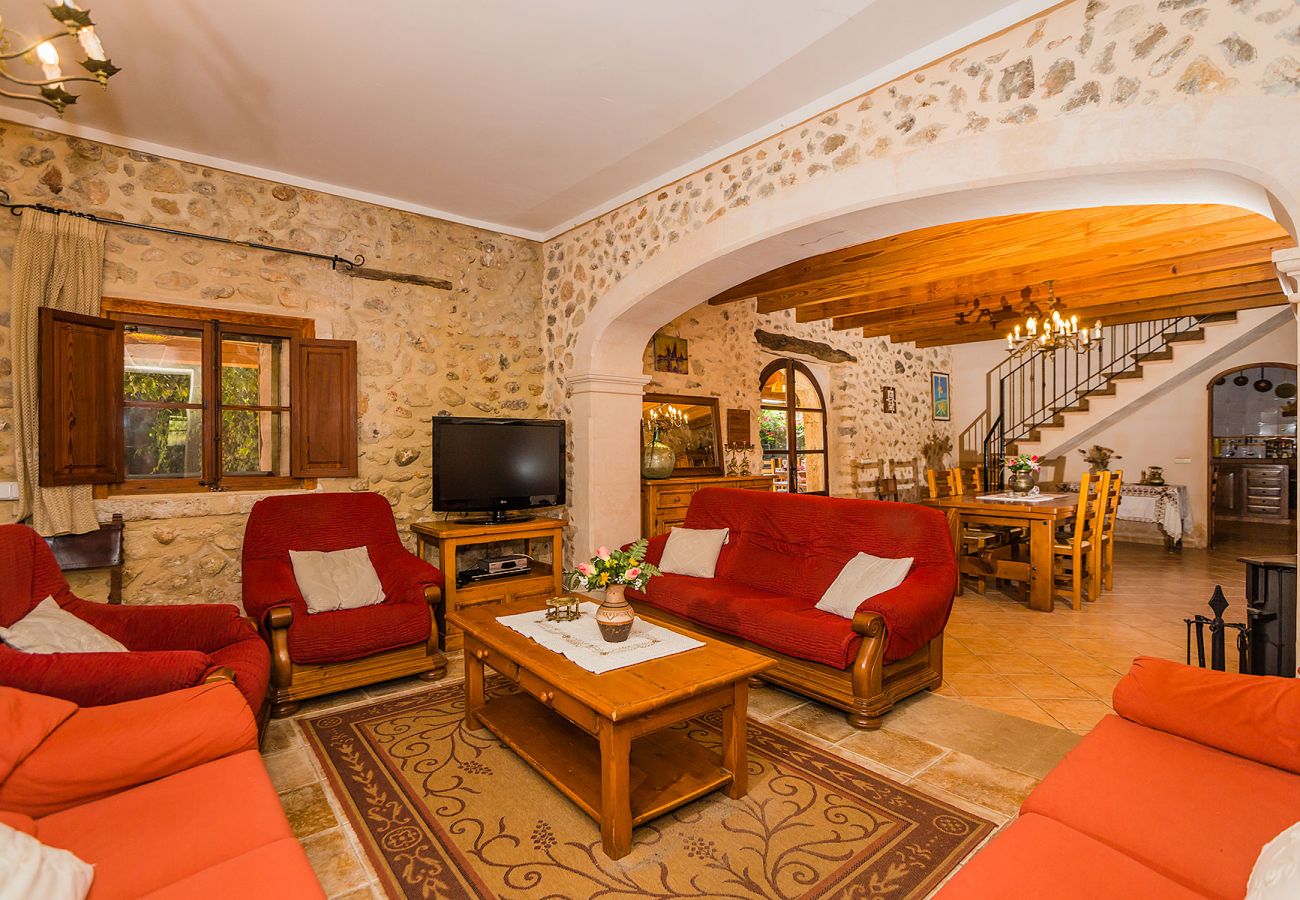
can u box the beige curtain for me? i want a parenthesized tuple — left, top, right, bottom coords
(12, 209, 106, 536)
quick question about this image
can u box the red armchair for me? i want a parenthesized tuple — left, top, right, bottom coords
(0, 523, 270, 720)
(241, 492, 446, 717)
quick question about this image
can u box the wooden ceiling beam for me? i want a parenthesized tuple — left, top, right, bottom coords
(712, 205, 1276, 309)
(836, 262, 1282, 333)
(806, 240, 1290, 326)
(894, 290, 1286, 347)
(752, 214, 1281, 314)
(867, 282, 1282, 341)
(710, 204, 1255, 306)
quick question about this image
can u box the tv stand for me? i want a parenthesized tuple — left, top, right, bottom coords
(411, 515, 566, 652)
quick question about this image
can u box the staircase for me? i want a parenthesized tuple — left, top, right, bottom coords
(958, 307, 1293, 488)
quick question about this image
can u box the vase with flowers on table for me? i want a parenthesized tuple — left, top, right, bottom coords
(1004, 452, 1041, 495)
(566, 540, 661, 642)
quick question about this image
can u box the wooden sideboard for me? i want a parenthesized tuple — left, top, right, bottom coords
(641, 474, 774, 537)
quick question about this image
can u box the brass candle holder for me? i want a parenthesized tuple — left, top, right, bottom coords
(545, 596, 582, 622)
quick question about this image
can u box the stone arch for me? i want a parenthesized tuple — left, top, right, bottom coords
(565, 97, 1300, 557)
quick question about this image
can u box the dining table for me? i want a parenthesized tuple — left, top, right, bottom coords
(921, 493, 1079, 612)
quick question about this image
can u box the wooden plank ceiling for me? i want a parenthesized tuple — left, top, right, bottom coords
(708, 204, 1294, 347)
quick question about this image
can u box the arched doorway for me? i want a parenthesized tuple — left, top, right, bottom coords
(1208, 362, 1298, 552)
(559, 98, 1300, 563)
(759, 359, 828, 494)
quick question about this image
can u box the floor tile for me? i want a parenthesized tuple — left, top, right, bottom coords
(942, 673, 1021, 698)
(912, 752, 1039, 817)
(279, 783, 339, 839)
(263, 747, 319, 792)
(959, 697, 1063, 729)
(1004, 673, 1092, 700)
(1035, 698, 1114, 731)
(301, 829, 370, 896)
(773, 702, 857, 742)
(747, 686, 807, 719)
(837, 728, 947, 777)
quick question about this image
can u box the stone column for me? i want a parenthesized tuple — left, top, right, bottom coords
(567, 371, 651, 563)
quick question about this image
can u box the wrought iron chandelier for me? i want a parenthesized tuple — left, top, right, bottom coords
(1006, 280, 1102, 356)
(0, 1, 119, 114)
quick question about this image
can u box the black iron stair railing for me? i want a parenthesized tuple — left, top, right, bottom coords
(978, 315, 1210, 491)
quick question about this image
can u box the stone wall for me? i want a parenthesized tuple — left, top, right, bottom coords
(0, 122, 545, 607)
(542, 0, 1300, 413)
(642, 302, 952, 494)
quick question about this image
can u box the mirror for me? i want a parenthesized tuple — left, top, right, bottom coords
(641, 393, 722, 476)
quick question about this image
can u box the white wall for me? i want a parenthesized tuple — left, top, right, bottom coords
(950, 340, 1010, 461)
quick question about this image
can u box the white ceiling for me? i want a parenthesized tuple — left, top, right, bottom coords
(0, 0, 1058, 239)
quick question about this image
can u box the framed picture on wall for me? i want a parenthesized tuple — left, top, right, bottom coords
(653, 334, 689, 374)
(931, 371, 950, 421)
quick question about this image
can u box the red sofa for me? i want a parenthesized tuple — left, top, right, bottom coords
(0, 523, 269, 718)
(939, 658, 1300, 899)
(630, 488, 957, 728)
(242, 491, 445, 717)
(1, 679, 324, 899)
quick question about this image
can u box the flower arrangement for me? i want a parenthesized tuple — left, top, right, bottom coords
(1004, 453, 1040, 474)
(567, 539, 661, 592)
(1078, 445, 1121, 472)
(921, 433, 953, 470)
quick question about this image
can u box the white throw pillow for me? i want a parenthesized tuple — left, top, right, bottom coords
(0, 597, 127, 654)
(1248, 820, 1300, 899)
(289, 546, 386, 614)
(658, 527, 730, 578)
(814, 552, 914, 619)
(0, 820, 94, 900)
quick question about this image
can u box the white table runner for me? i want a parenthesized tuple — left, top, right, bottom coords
(496, 602, 705, 674)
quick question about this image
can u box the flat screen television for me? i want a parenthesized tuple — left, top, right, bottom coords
(431, 417, 566, 522)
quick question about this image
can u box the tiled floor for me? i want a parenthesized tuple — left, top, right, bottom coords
(940, 538, 1283, 733)
(261, 537, 1286, 898)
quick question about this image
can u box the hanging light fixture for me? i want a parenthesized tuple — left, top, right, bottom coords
(1006, 280, 1101, 357)
(0, 1, 120, 114)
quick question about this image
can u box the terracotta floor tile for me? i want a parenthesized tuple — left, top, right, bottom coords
(971, 652, 1053, 674)
(959, 697, 1063, 729)
(942, 673, 1022, 698)
(1035, 699, 1114, 731)
(1004, 673, 1092, 700)
(1068, 673, 1125, 699)
(943, 654, 995, 674)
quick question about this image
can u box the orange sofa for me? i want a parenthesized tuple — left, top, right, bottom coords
(0, 680, 324, 899)
(939, 657, 1300, 899)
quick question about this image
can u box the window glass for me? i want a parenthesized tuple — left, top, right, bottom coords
(221, 333, 288, 407)
(124, 408, 203, 479)
(222, 410, 289, 477)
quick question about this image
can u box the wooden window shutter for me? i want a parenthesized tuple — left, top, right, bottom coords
(39, 307, 124, 485)
(291, 338, 358, 478)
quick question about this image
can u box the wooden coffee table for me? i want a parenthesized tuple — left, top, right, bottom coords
(450, 598, 773, 859)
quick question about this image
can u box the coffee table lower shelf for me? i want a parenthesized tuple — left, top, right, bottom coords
(475, 691, 732, 830)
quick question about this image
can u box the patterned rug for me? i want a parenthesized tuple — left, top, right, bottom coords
(301, 679, 993, 899)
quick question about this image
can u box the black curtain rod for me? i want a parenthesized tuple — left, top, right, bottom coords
(0, 188, 365, 271)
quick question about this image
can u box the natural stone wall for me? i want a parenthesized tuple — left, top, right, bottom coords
(0, 122, 545, 607)
(642, 303, 952, 494)
(543, 0, 1299, 416)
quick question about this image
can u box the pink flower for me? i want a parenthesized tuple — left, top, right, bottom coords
(596, 546, 611, 560)
(577, 562, 594, 576)
(626, 567, 641, 581)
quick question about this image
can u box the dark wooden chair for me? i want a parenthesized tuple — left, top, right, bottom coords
(43, 513, 125, 603)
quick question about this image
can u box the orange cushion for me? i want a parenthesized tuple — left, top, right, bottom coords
(136, 838, 325, 900)
(0, 687, 74, 782)
(0, 810, 35, 836)
(1022, 715, 1300, 899)
(1, 681, 257, 817)
(937, 813, 1205, 899)
(1114, 657, 1300, 774)
(36, 751, 294, 900)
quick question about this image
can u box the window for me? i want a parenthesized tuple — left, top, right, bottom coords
(759, 359, 828, 494)
(39, 298, 358, 494)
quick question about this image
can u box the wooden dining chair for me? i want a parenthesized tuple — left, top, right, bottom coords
(950, 466, 983, 496)
(853, 458, 885, 500)
(927, 468, 956, 499)
(1099, 468, 1124, 591)
(889, 459, 918, 501)
(1052, 470, 1109, 610)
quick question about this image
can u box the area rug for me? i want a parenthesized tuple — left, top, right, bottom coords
(301, 679, 993, 899)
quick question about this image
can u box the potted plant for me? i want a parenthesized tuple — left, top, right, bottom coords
(566, 540, 661, 642)
(1079, 445, 1121, 472)
(1004, 452, 1041, 495)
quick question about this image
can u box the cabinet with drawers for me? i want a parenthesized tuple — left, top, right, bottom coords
(640, 474, 774, 537)
(1213, 462, 1294, 523)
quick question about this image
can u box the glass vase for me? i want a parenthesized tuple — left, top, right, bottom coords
(641, 440, 675, 479)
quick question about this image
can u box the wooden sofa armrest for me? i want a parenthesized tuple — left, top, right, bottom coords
(423, 584, 443, 657)
(203, 666, 236, 684)
(264, 605, 294, 695)
(848, 611, 889, 729)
